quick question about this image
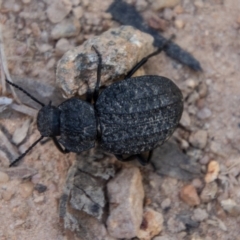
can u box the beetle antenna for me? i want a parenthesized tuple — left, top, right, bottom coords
(5, 79, 45, 107)
(9, 135, 45, 167)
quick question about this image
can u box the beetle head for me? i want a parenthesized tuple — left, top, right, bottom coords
(37, 104, 60, 137)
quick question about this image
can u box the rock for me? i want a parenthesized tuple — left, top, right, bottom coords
(189, 130, 208, 149)
(151, 141, 201, 181)
(71, 0, 80, 6)
(163, 8, 174, 20)
(47, 0, 72, 23)
(147, 15, 168, 31)
(177, 211, 199, 229)
(56, 38, 72, 56)
(180, 110, 191, 128)
(30, 22, 41, 37)
(2, 187, 15, 201)
(200, 181, 218, 203)
(174, 19, 185, 29)
(153, 236, 171, 240)
(192, 208, 208, 222)
(0, 171, 9, 183)
(51, 18, 81, 40)
(137, 208, 164, 240)
(19, 181, 34, 198)
(107, 167, 144, 239)
(56, 26, 155, 97)
(34, 195, 45, 204)
(167, 217, 186, 233)
(198, 81, 208, 98)
(73, 6, 83, 19)
(12, 119, 31, 145)
(151, 0, 180, 11)
(197, 107, 212, 119)
(37, 43, 53, 53)
(21, 0, 31, 4)
(204, 160, 220, 183)
(220, 199, 240, 217)
(69, 172, 105, 219)
(180, 184, 200, 206)
(161, 198, 171, 210)
(34, 183, 47, 193)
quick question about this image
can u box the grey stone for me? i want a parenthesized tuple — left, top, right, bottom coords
(192, 208, 208, 222)
(51, 18, 81, 40)
(151, 141, 201, 181)
(189, 130, 208, 149)
(197, 107, 212, 119)
(107, 167, 144, 239)
(200, 181, 218, 203)
(12, 119, 31, 145)
(47, 0, 72, 23)
(56, 25, 155, 98)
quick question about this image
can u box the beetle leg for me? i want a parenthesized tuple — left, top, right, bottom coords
(115, 154, 136, 162)
(136, 150, 153, 166)
(52, 136, 70, 154)
(125, 35, 175, 79)
(115, 151, 153, 166)
(92, 45, 102, 103)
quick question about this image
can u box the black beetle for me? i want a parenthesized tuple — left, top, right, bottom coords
(7, 39, 183, 167)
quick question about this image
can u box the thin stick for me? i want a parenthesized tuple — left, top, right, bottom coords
(0, 23, 20, 103)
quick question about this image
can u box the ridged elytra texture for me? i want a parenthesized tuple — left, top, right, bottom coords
(58, 98, 97, 152)
(96, 76, 183, 155)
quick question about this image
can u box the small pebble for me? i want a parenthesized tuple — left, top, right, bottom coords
(180, 184, 200, 206)
(47, 0, 72, 23)
(163, 8, 174, 20)
(220, 199, 240, 217)
(0, 171, 10, 183)
(194, 0, 204, 8)
(197, 107, 212, 119)
(192, 208, 208, 222)
(180, 110, 191, 128)
(22, 0, 31, 4)
(71, 0, 80, 6)
(2, 188, 15, 201)
(174, 5, 184, 14)
(200, 181, 218, 203)
(37, 43, 53, 53)
(31, 22, 41, 37)
(34, 195, 45, 204)
(55, 38, 72, 56)
(199, 155, 210, 165)
(51, 18, 81, 39)
(191, 178, 203, 189)
(161, 198, 171, 210)
(174, 19, 185, 29)
(15, 220, 25, 228)
(73, 6, 83, 19)
(167, 217, 186, 233)
(12, 119, 31, 145)
(137, 208, 164, 240)
(151, 0, 180, 11)
(19, 181, 34, 198)
(189, 130, 208, 149)
(204, 161, 220, 183)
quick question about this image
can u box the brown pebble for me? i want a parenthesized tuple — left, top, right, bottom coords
(200, 181, 218, 203)
(180, 184, 200, 206)
(0, 171, 10, 183)
(2, 188, 15, 201)
(174, 19, 185, 29)
(19, 181, 34, 198)
(137, 208, 164, 240)
(204, 160, 220, 183)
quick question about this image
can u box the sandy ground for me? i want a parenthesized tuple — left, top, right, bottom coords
(0, 0, 240, 239)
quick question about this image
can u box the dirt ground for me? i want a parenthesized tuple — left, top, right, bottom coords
(0, 0, 240, 239)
